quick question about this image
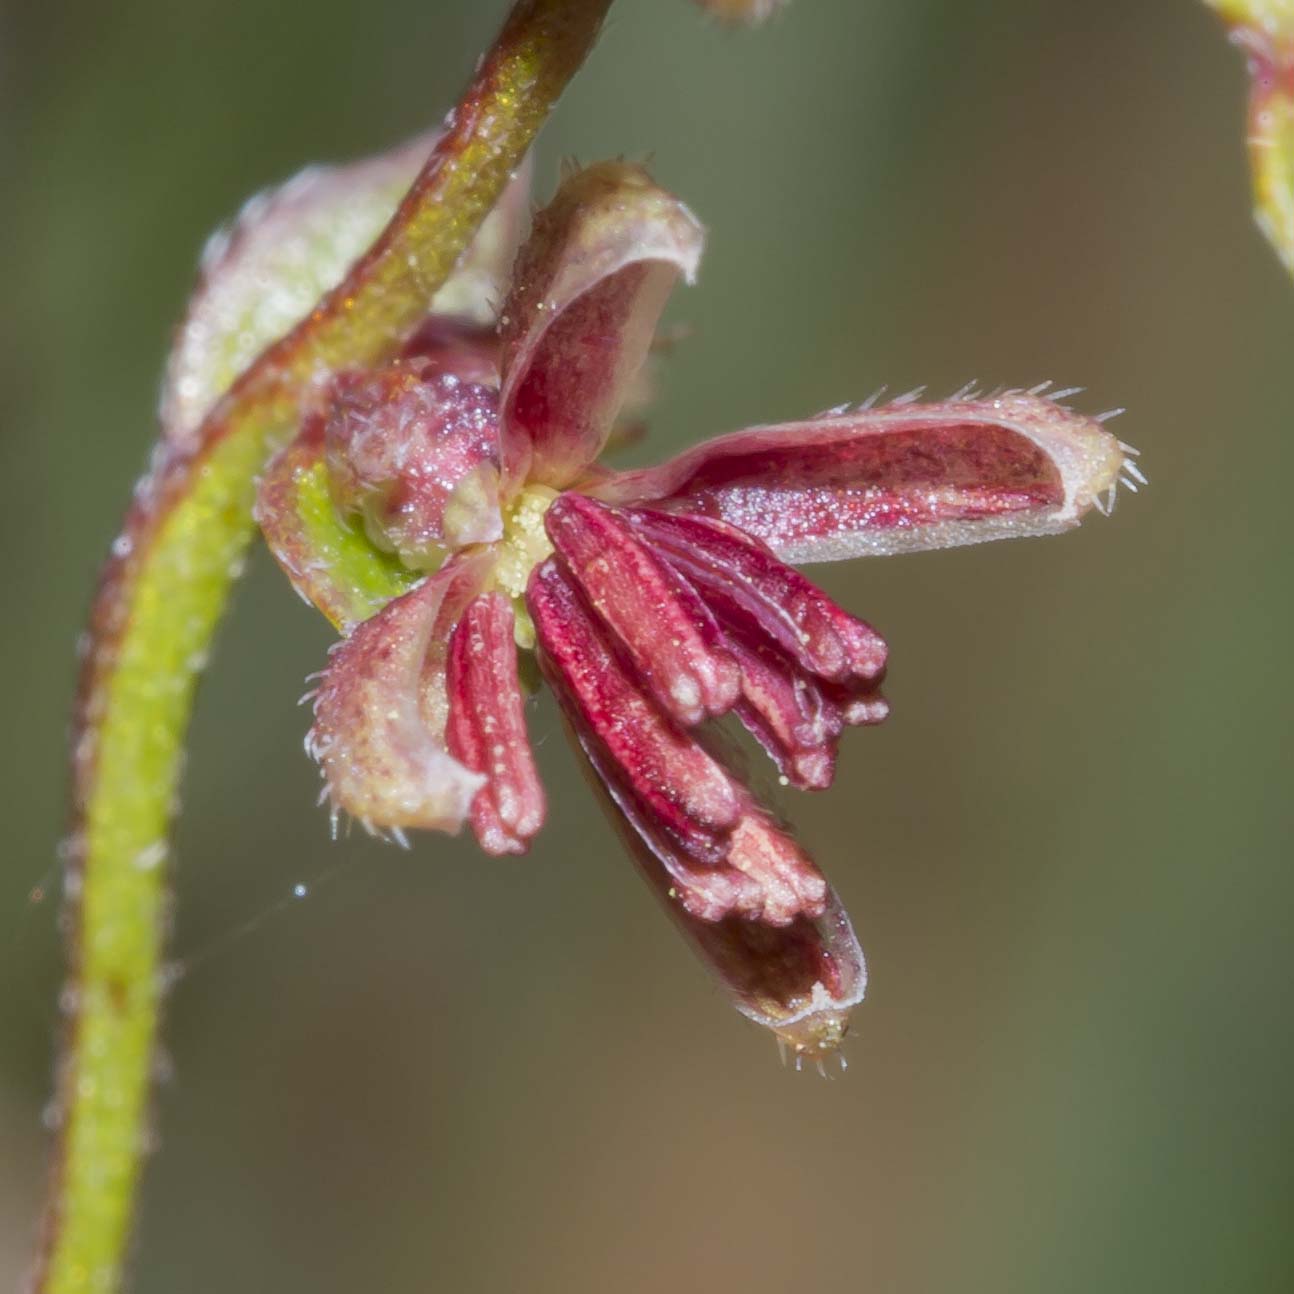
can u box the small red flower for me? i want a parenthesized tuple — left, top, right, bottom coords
(255, 160, 1139, 1067)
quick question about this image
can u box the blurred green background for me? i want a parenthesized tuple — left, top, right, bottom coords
(2, 1, 1291, 1290)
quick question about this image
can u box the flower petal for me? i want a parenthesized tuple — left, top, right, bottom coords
(527, 558, 741, 854)
(624, 509, 887, 685)
(497, 162, 704, 493)
(724, 633, 845, 791)
(592, 392, 1131, 563)
(543, 493, 740, 726)
(445, 593, 546, 855)
(578, 727, 867, 1062)
(307, 550, 494, 834)
(162, 135, 529, 445)
(530, 558, 828, 926)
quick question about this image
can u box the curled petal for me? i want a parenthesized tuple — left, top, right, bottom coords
(567, 704, 829, 929)
(544, 492, 739, 726)
(528, 558, 740, 851)
(531, 559, 827, 926)
(592, 392, 1131, 563)
(579, 729, 866, 1061)
(308, 550, 494, 834)
(254, 418, 420, 633)
(570, 713, 764, 922)
(691, 894, 867, 1066)
(625, 509, 887, 686)
(162, 135, 529, 444)
(497, 161, 704, 493)
(445, 593, 546, 855)
(726, 634, 845, 791)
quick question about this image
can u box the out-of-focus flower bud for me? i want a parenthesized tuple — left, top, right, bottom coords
(1208, 1, 1294, 272)
(1208, 1, 1294, 41)
(694, 0, 791, 27)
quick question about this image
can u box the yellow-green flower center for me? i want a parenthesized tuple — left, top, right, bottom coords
(492, 484, 559, 645)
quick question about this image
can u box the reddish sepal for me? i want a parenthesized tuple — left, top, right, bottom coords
(307, 550, 492, 834)
(497, 162, 703, 493)
(592, 393, 1128, 563)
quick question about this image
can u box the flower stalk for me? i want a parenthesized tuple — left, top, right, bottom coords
(30, 3, 612, 1291)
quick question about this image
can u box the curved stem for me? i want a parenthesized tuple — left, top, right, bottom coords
(29, 3, 612, 1291)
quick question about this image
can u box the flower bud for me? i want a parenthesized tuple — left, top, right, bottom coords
(324, 358, 504, 565)
(1208, 1, 1294, 41)
(694, 0, 791, 26)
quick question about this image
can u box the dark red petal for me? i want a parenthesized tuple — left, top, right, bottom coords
(497, 162, 703, 494)
(590, 392, 1131, 563)
(307, 549, 494, 834)
(531, 559, 828, 926)
(724, 813, 829, 928)
(577, 727, 866, 1061)
(445, 593, 546, 856)
(558, 696, 828, 927)
(566, 716, 764, 921)
(543, 493, 739, 726)
(527, 559, 740, 850)
(823, 680, 891, 729)
(625, 508, 887, 686)
(725, 633, 845, 791)
(687, 895, 867, 1066)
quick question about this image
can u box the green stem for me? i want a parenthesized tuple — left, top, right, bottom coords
(30, 4, 612, 1291)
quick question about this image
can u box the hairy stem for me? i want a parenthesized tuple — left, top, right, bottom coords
(30, 3, 612, 1291)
